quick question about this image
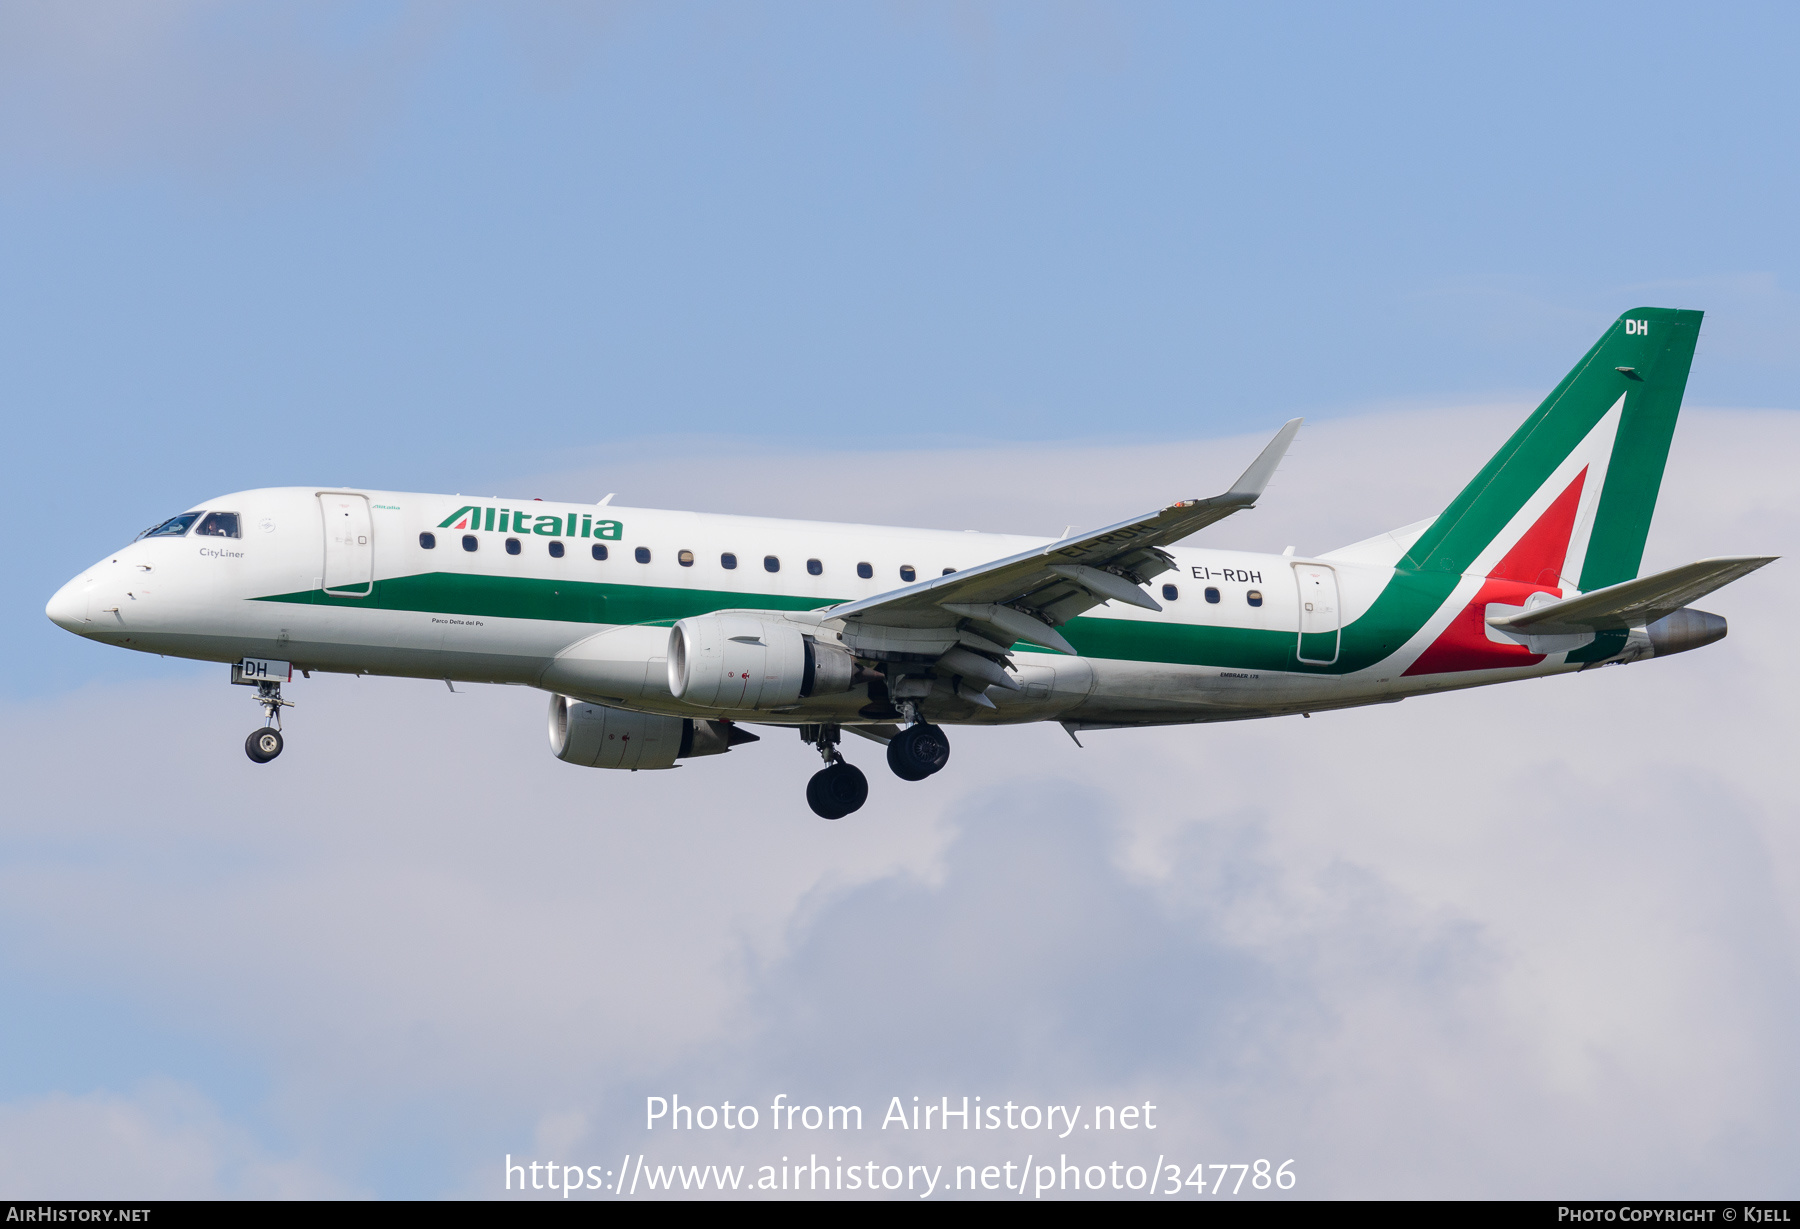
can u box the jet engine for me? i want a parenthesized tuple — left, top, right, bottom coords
(1644, 608, 1727, 657)
(667, 614, 858, 711)
(547, 694, 758, 771)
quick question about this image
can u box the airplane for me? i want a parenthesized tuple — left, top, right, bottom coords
(46, 307, 1775, 819)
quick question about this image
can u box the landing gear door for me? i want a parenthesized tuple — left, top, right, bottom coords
(318, 493, 374, 597)
(1293, 562, 1340, 665)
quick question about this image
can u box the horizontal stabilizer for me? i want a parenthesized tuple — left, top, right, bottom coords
(1486, 556, 1776, 635)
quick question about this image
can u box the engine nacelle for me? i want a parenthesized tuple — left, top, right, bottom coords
(547, 694, 757, 770)
(667, 614, 858, 710)
(1645, 607, 1727, 657)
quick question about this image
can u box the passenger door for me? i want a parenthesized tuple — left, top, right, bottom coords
(318, 493, 374, 597)
(1293, 562, 1340, 665)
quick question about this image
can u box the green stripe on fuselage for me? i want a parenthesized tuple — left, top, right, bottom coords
(1050, 568, 1455, 673)
(255, 572, 826, 627)
(254, 567, 1457, 675)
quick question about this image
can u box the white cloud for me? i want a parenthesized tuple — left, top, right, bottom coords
(2, 406, 1796, 1197)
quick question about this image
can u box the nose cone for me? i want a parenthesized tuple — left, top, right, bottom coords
(46, 575, 91, 634)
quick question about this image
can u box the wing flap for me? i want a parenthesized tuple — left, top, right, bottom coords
(940, 602, 1076, 654)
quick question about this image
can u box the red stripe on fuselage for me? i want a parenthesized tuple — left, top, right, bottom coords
(1402, 468, 1587, 676)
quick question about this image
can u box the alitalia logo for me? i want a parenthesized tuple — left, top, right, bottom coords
(437, 505, 624, 540)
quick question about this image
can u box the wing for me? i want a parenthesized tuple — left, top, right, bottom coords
(828, 418, 1302, 656)
(1486, 555, 1777, 635)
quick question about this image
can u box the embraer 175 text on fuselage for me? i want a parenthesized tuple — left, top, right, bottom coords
(47, 309, 1776, 818)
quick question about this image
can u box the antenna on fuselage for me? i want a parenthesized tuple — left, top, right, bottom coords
(597, 493, 615, 506)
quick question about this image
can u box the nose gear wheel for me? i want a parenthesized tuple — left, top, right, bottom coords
(243, 678, 294, 764)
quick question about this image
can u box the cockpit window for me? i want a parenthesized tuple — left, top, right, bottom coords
(137, 513, 201, 540)
(194, 512, 240, 538)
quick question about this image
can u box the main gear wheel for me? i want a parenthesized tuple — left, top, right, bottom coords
(886, 722, 950, 781)
(806, 761, 869, 819)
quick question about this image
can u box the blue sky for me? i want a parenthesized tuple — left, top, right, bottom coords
(1, 2, 1797, 1199)
(7, 1, 1800, 696)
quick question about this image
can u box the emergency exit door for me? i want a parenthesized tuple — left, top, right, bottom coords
(1293, 562, 1340, 665)
(318, 493, 374, 596)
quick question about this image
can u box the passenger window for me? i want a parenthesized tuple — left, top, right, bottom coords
(678, 550, 695, 567)
(505, 538, 522, 556)
(856, 562, 873, 579)
(635, 547, 652, 564)
(807, 559, 822, 576)
(900, 565, 916, 582)
(721, 552, 738, 570)
(194, 512, 240, 538)
(942, 567, 956, 576)
(1247, 589, 1263, 607)
(1204, 587, 1220, 603)
(419, 532, 436, 549)
(548, 540, 564, 558)
(591, 544, 607, 561)
(764, 555, 780, 573)
(1162, 584, 1178, 601)
(139, 513, 201, 540)
(463, 535, 479, 552)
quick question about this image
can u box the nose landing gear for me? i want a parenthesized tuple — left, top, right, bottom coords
(245, 680, 292, 764)
(246, 726, 284, 763)
(800, 725, 868, 819)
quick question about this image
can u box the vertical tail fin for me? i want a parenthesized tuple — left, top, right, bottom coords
(1402, 307, 1702, 591)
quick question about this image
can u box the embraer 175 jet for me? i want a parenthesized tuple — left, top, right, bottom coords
(47, 308, 1774, 818)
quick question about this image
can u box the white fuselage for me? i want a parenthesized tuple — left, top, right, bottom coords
(46, 486, 1590, 731)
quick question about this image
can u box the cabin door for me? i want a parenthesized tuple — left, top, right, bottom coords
(1293, 562, 1340, 665)
(318, 493, 374, 597)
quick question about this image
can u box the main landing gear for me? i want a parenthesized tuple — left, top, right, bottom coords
(244, 680, 292, 764)
(887, 721, 950, 781)
(798, 707, 953, 820)
(886, 698, 950, 782)
(801, 725, 868, 820)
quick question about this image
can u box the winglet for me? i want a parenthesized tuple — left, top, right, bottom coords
(1224, 418, 1303, 504)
